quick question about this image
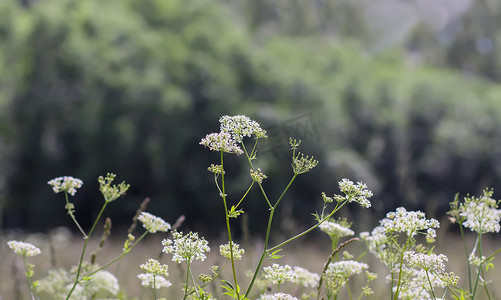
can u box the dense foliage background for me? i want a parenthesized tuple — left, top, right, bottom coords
(1, 0, 501, 235)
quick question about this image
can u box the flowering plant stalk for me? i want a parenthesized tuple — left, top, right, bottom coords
(200, 115, 374, 300)
(448, 189, 501, 300)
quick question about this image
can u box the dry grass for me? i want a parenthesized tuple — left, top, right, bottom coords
(1, 228, 501, 299)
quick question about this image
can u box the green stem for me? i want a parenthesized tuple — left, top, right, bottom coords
(425, 271, 437, 299)
(85, 231, 149, 278)
(244, 175, 297, 297)
(65, 202, 108, 300)
(153, 275, 157, 300)
(267, 200, 347, 253)
(221, 151, 240, 300)
(183, 261, 191, 300)
(65, 192, 88, 238)
(458, 223, 472, 294)
(393, 239, 410, 300)
(22, 255, 36, 300)
(472, 233, 483, 299)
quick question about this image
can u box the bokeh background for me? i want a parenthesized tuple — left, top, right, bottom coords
(1, 0, 501, 237)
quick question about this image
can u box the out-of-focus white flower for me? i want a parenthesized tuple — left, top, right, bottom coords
(137, 273, 172, 289)
(91, 270, 119, 296)
(258, 292, 299, 300)
(460, 196, 501, 234)
(219, 241, 245, 260)
(138, 212, 171, 233)
(162, 230, 210, 264)
(48, 176, 83, 196)
(263, 264, 297, 285)
(140, 258, 169, 277)
(7, 240, 41, 256)
(319, 221, 354, 238)
(293, 266, 320, 288)
(327, 260, 369, 278)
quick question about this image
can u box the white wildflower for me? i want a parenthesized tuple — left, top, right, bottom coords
(137, 273, 172, 289)
(138, 212, 171, 233)
(404, 251, 448, 273)
(140, 258, 169, 277)
(263, 264, 297, 285)
(219, 115, 267, 143)
(259, 292, 299, 300)
(327, 260, 369, 278)
(7, 240, 41, 256)
(461, 196, 501, 234)
(47, 176, 83, 196)
(319, 221, 354, 238)
(200, 132, 243, 154)
(382, 207, 440, 237)
(293, 266, 320, 288)
(334, 179, 373, 208)
(219, 241, 245, 260)
(162, 230, 210, 264)
(91, 270, 119, 296)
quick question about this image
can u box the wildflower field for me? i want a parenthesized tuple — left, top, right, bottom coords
(3, 115, 501, 300)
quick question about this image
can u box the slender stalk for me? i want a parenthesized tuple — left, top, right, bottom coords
(153, 275, 158, 300)
(220, 151, 240, 300)
(425, 271, 437, 300)
(64, 192, 88, 238)
(183, 261, 191, 300)
(471, 233, 483, 299)
(267, 200, 348, 253)
(22, 256, 36, 300)
(393, 239, 410, 300)
(65, 202, 108, 300)
(458, 223, 472, 293)
(85, 231, 149, 278)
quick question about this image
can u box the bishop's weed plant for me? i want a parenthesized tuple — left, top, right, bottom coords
(5, 115, 501, 300)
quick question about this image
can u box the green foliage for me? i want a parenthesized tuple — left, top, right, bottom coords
(1, 0, 501, 234)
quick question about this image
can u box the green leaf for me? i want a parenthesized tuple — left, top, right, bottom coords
(267, 249, 283, 260)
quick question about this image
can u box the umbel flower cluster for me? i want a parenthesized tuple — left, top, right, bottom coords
(200, 115, 268, 154)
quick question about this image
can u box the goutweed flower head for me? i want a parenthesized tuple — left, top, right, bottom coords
(392, 267, 458, 300)
(460, 192, 501, 234)
(89, 270, 120, 296)
(292, 266, 320, 288)
(250, 168, 268, 184)
(38, 267, 119, 298)
(292, 152, 318, 175)
(200, 132, 243, 154)
(98, 173, 130, 202)
(327, 260, 369, 278)
(7, 240, 41, 256)
(382, 207, 440, 237)
(140, 258, 169, 277)
(258, 292, 299, 300)
(219, 115, 267, 143)
(404, 251, 448, 273)
(47, 176, 83, 196)
(137, 273, 172, 289)
(219, 241, 245, 260)
(162, 230, 210, 264)
(138, 212, 171, 233)
(334, 179, 373, 208)
(319, 218, 354, 239)
(263, 263, 297, 285)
